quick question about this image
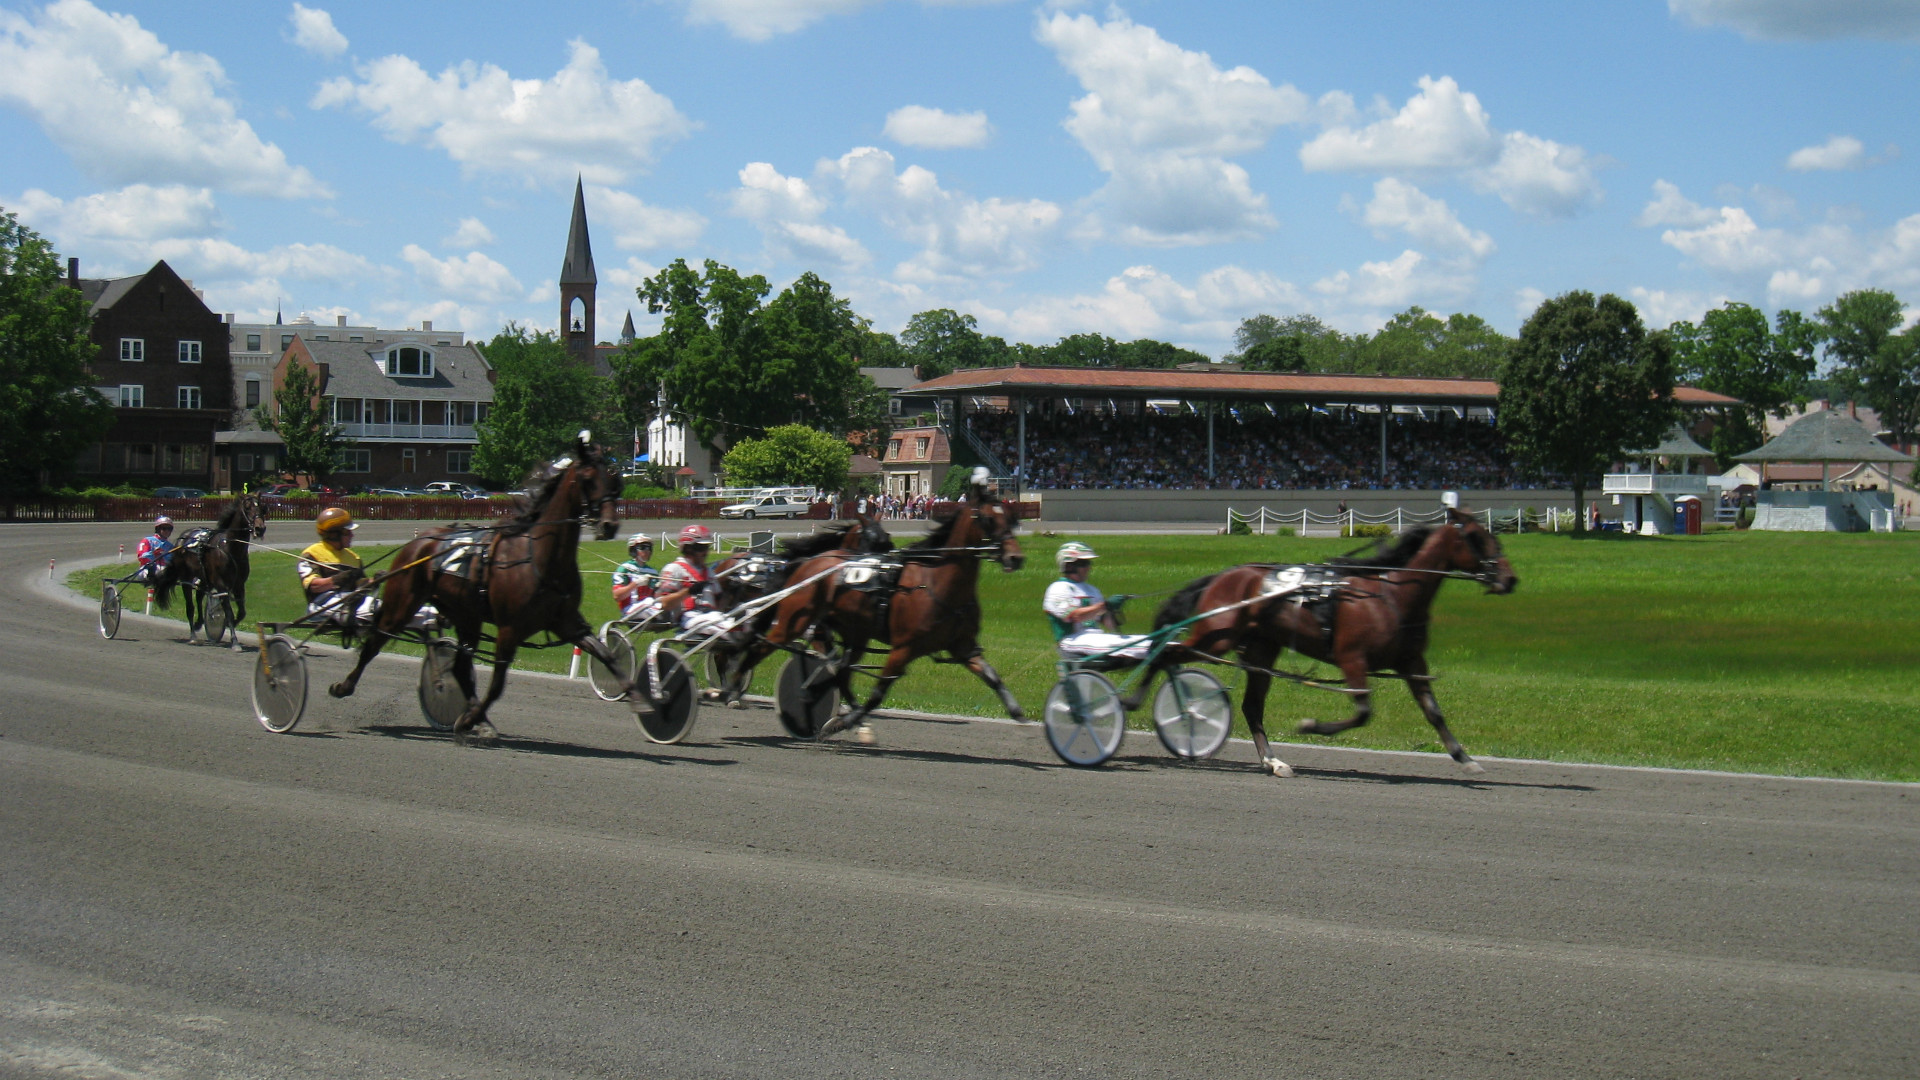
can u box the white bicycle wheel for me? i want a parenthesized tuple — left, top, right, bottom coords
(1043, 671, 1125, 767)
(202, 592, 233, 646)
(252, 634, 308, 733)
(1152, 668, 1233, 760)
(98, 582, 122, 639)
(588, 626, 636, 702)
(418, 638, 468, 731)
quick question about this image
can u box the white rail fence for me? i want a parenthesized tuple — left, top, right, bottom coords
(1227, 505, 1577, 535)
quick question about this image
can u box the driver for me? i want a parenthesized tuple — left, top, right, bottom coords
(612, 532, 663, 624)
(298, 507, 374, 626)
(134, 516, 176, 583)
(1044, 542, 1150, 661)
(655, 524, 728, 636)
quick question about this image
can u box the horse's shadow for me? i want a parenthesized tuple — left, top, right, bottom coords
(722, 731, 1058, 772)
(1281, 763, 1596, 792)
(359, 724, 738, 767)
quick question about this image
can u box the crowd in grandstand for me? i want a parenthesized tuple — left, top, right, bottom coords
(969, 406, 1559, 490)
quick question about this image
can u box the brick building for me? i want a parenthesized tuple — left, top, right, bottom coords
(273, 336, 494, 489)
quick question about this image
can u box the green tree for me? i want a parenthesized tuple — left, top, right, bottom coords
(0, 208, 114, 494)
(719, 424, 851, 492)
(257, 358, 344, 483)
(1115, 338, 1209, 368)
(1819, 289, 1920, 443)
(1667, 302, 1817, 464)
(473, 324, 603, 488)
(900, 308, 999, 377)
(1497, 292, 1678, 532)
(857, 329, 908, 368)
(1230, 312, 1356, 371)
(1241, 337, 1308, 372)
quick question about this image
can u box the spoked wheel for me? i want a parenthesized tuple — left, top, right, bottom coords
(202, 591, 234, 646)
(417, 638, 469, 731)
(1043, 670, 1126, 767)
(98, 581, 122, 639)
(1152, 667, 1233, 760)
(776, 648, 842, 738)
(588, 625, 636, 702)
(252, 634, 308, 733)
(636, 644, 697, 744)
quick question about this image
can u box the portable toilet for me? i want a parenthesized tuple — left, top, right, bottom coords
(1674, 495, 1703, 535)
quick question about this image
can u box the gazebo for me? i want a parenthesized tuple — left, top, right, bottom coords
(1733, 410, 1912, 531)
(1603, 426, 1719, 533)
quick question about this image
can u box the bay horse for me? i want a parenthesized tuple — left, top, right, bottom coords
(740, 473, 1025, 739)
(326, 432, 633, 740)
(151, 492, 268, 646)
(1144, 508, 1517, 777)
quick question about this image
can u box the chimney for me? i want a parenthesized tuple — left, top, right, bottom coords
(422, 319, 433, 332)
(225, 313, 235, 324)
(337, 315, 347, 327)
(68, 257, 78, 285)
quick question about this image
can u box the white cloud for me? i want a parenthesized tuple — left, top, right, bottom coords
(0, 0, 328, 198)
(287, 4, 348, 59)
(443, 217, 495, 248)
(825, 146, 1061, 280)
(11, 184, 222, 243)
(680, 0, 1019, 42)
(401, 244, 524, 303)
(1301, 76, 1601, 218)
(1512, 287, 1548, 324)
(1036, 11, 1310, 245)
(1355, 178, 1494, 259)
(1785, 135, 1871, 171)
(967, 263, 1302, 347)
(313, 40, 693, 185)
(1628, 287, 1730, 329)
(884, 105, 992, 150)
(1635, 179, 1722, 228)
(731, 162, 870, 268)
(1312, 249, 1475, 311)
(587, 186, 707, 251)
(1669, 0, 1920, 42)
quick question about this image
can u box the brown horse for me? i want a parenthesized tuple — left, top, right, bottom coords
(741, 474, 1025, 739)
(152, 492, 268, 646)
(1144, 509, 1517, 777)
(326, 432, 631, 740)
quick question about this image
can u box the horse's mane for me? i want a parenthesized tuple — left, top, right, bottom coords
(908, 510, 963, 550)
(507, 460, 573, 527)
(214, 497, 251, 534)
(1327, 526, 1435, 571)
(1153, 573, 1220, 631)
(780, 528, 857, 561)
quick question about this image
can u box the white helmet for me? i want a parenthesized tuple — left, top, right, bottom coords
(1056, 541, 1097, 568)
(627, 532, 653, 550)
(153, 515, 174, 529)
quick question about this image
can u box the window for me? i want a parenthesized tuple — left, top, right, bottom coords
(888, 439, 902, 460)
(400, 447, 417, 473)
(246, 333, 261, 351)
(117, 384, 144, 408)
(888, 397, 902, 416)
(349, 335, 363, 342)
(280, 334, 294, 350)
(335, 448, 372, 473)
(454, 401, 478, 426)
(446, 450, 473, 474)
(177, 340, 202, 363)
(367, 399, 390, 424)
(161, 444, 204, 472)
(176, 386, 202, 410)
(314, 334, 329, 342)
(128, 443, 156, 472)
(915, 437, 930, 460)
(393, 400, 418, 425)
(333, 398, 361, 424)
(385, 346, 433, 377)
(475, 402, 490, 423)
(120, 338, 144, 362)
(244, 376, 261, 408)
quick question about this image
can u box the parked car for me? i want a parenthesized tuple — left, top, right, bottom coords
(151, 486, 207, 499)
(719, 494, 811, 519)
(424, 481, 486, 498)
(368, 486, 425, 497)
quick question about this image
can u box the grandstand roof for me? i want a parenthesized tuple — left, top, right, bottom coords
(904, 365, 1739, 408)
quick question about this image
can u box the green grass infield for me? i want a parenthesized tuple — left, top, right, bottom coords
(72, 528, 1920, 781)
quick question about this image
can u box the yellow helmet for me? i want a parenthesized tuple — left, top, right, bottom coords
(315, 506, 355, 537)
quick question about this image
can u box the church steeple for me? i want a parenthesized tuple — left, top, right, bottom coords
(620, 310, 636, 345)
(560, 177, 597, 366)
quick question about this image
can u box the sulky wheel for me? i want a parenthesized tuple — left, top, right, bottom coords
(776, 649, 841, 738)
(417, 638, 469, 731)
(202, 592, 233, 647)
(636, 644, 697, 744)
(1043, 670, 1126, 767)
(1152, 667, 1233, 760)
(588, 625, 637, 702)
(252, 634, 308, 733)
(98, 581, 122, 640)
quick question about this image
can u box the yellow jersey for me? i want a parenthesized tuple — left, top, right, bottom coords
(297, 539, 362, 583)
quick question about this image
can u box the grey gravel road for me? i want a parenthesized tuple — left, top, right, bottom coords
(2, 523, 1915, 1079)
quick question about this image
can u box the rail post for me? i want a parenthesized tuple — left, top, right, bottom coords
(568, 646, 583, 679)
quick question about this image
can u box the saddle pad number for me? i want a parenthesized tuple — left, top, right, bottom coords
(842, 565, 875, 585)
(1265, 566, 1306, 595)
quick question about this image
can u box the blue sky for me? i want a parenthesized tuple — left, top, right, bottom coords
(3, 0, 1917, 356)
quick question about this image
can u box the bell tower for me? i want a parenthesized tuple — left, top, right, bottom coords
(559, 176, 597, 367)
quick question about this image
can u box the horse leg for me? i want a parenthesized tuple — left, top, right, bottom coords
(1297, 653, 1373, 736)
(458, 629, 518, 744)
(818, 644, 908, 740)
(1238, 639, 1292, 778)
(959, 649, 1023, 721)
(561, 616, 645, 711)
(1404, 659, 1482, 774)
(328, 592, 416, 699)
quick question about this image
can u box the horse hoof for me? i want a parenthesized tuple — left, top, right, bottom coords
(1264, 757, 1294, 778)
(472, 721, 498, 741)
(852, 724, 876, 745)
(328, 682, 353, 699)
(725, 698, 745, 711)
(1460, 758, 1485, 775)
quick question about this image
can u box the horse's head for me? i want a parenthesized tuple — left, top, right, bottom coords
(969, 468, 1024, 573)
(242, 492, 268, 539)
(571, 430, 623, 541)
(1445, 508, 1517, 594)
(851, 501, 894, 553)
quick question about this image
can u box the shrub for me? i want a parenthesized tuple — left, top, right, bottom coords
(1342, 523, 1395, 538)
(622, 481, 676, 500)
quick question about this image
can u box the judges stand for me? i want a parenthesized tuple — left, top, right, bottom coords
(1603, 427, 1717, 535)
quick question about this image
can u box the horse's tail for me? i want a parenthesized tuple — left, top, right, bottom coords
(1153, 573, 1219, 632)
(150, 560, 180, 610)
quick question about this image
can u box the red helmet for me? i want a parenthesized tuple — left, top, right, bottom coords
(678, 524, 714, 546)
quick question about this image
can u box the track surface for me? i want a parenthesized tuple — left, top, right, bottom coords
(3, 523, 1915, 1079)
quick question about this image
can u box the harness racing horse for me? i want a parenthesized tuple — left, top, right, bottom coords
(151, 493, 268, 646)
(1145, 508, 1517, 777)
(702, 510, 895, 707)
(325, 432, 634, 741)
(743, 473, 1025, 739)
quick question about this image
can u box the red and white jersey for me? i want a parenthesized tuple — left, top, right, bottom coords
(656, 557, 713, 614)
